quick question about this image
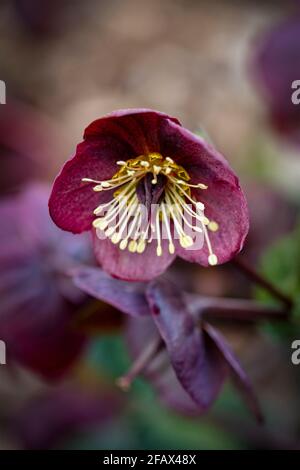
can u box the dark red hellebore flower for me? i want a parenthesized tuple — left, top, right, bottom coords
(49, 109, 249, 281)
(0, 184, 91, 380)
(252, 15, 300, 147)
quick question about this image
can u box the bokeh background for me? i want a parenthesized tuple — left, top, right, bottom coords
(0, 0, 300, 450)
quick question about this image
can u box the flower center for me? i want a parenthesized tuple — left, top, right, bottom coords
(82, 153, 218, 265)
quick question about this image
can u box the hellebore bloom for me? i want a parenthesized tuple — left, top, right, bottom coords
(72, 267, 266, 421)
(0, 184, 92, 380)
(49, 109, 249, 281)
(252, 15, 300, 147)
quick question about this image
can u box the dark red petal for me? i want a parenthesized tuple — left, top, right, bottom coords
(159, 119, 249, 265)
(0, 304, 86, 381)
(84, 108, 181, 155)
(177, 180, 249, 266)
(49, 109, 180, 234)
(160, 119, 237, 185)
(49, 139, 129, 233)
(71, 266, 149, 316)
(204, 323, 263, 423)
(146, 280, 227, 411)
(92, 230, 176, 282)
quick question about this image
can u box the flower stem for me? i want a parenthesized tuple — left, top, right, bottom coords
(232, 257, 293, 310)
(188, 294, 289, 322)
(116, 337, 163, 391)
(203, 298, 288, 322)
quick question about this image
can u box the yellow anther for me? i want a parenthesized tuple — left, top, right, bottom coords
(180, 235, 193, 248)
(169, 242, 175, 254)
(128, 240, 137, 253)
(208, 254, 218, 266)
(119, 239, 128, 250)
(101, 181, 111, 188)
(153, 165, 162, 174)
(105, 226, 115, 237)
(137, 240, 146, 253)
(111, 233, 121, 244)
(82, 178, 100, 183)
(93, 185, 103, 192)
(208, 221, 219, 232)
(93, 218, 108, 230)
(87, 152, 218, 261)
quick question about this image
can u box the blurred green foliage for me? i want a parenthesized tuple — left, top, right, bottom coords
(256, 221, 300, 340)
(61, 335, 258, 449)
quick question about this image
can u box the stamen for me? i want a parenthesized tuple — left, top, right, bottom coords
(176, 180, 208, 190)
(208, 254, 218, 266)
(208, 220, 219, 232)
(111, 198, 138, 241)
(167, 185, 204, 231)
(85, 152, 219, 265)
(164, 192, 192, 248)
(81, 177, 101, 184)
(169, 176, 205, 211)
(203, 224, 218, 266)
(93, 180, 137, 215)
(122, 210, 141, 252)
(155, 207, 162, 257)
(161, 203, 175, 254)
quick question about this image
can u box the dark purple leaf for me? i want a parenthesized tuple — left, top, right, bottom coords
(126, 316, 201, 415)
(204, 323, 263, 423)
(71, 266, 149, 317)
(146, 279, 227, 411)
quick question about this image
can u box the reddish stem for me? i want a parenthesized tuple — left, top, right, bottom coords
(232, 257, 293, 310)
(116, 337, 162, 391)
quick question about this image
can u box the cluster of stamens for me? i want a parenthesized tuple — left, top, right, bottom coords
(82, 153, 219, 265)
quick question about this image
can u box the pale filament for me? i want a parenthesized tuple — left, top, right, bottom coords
(82, 152, 219, 265)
